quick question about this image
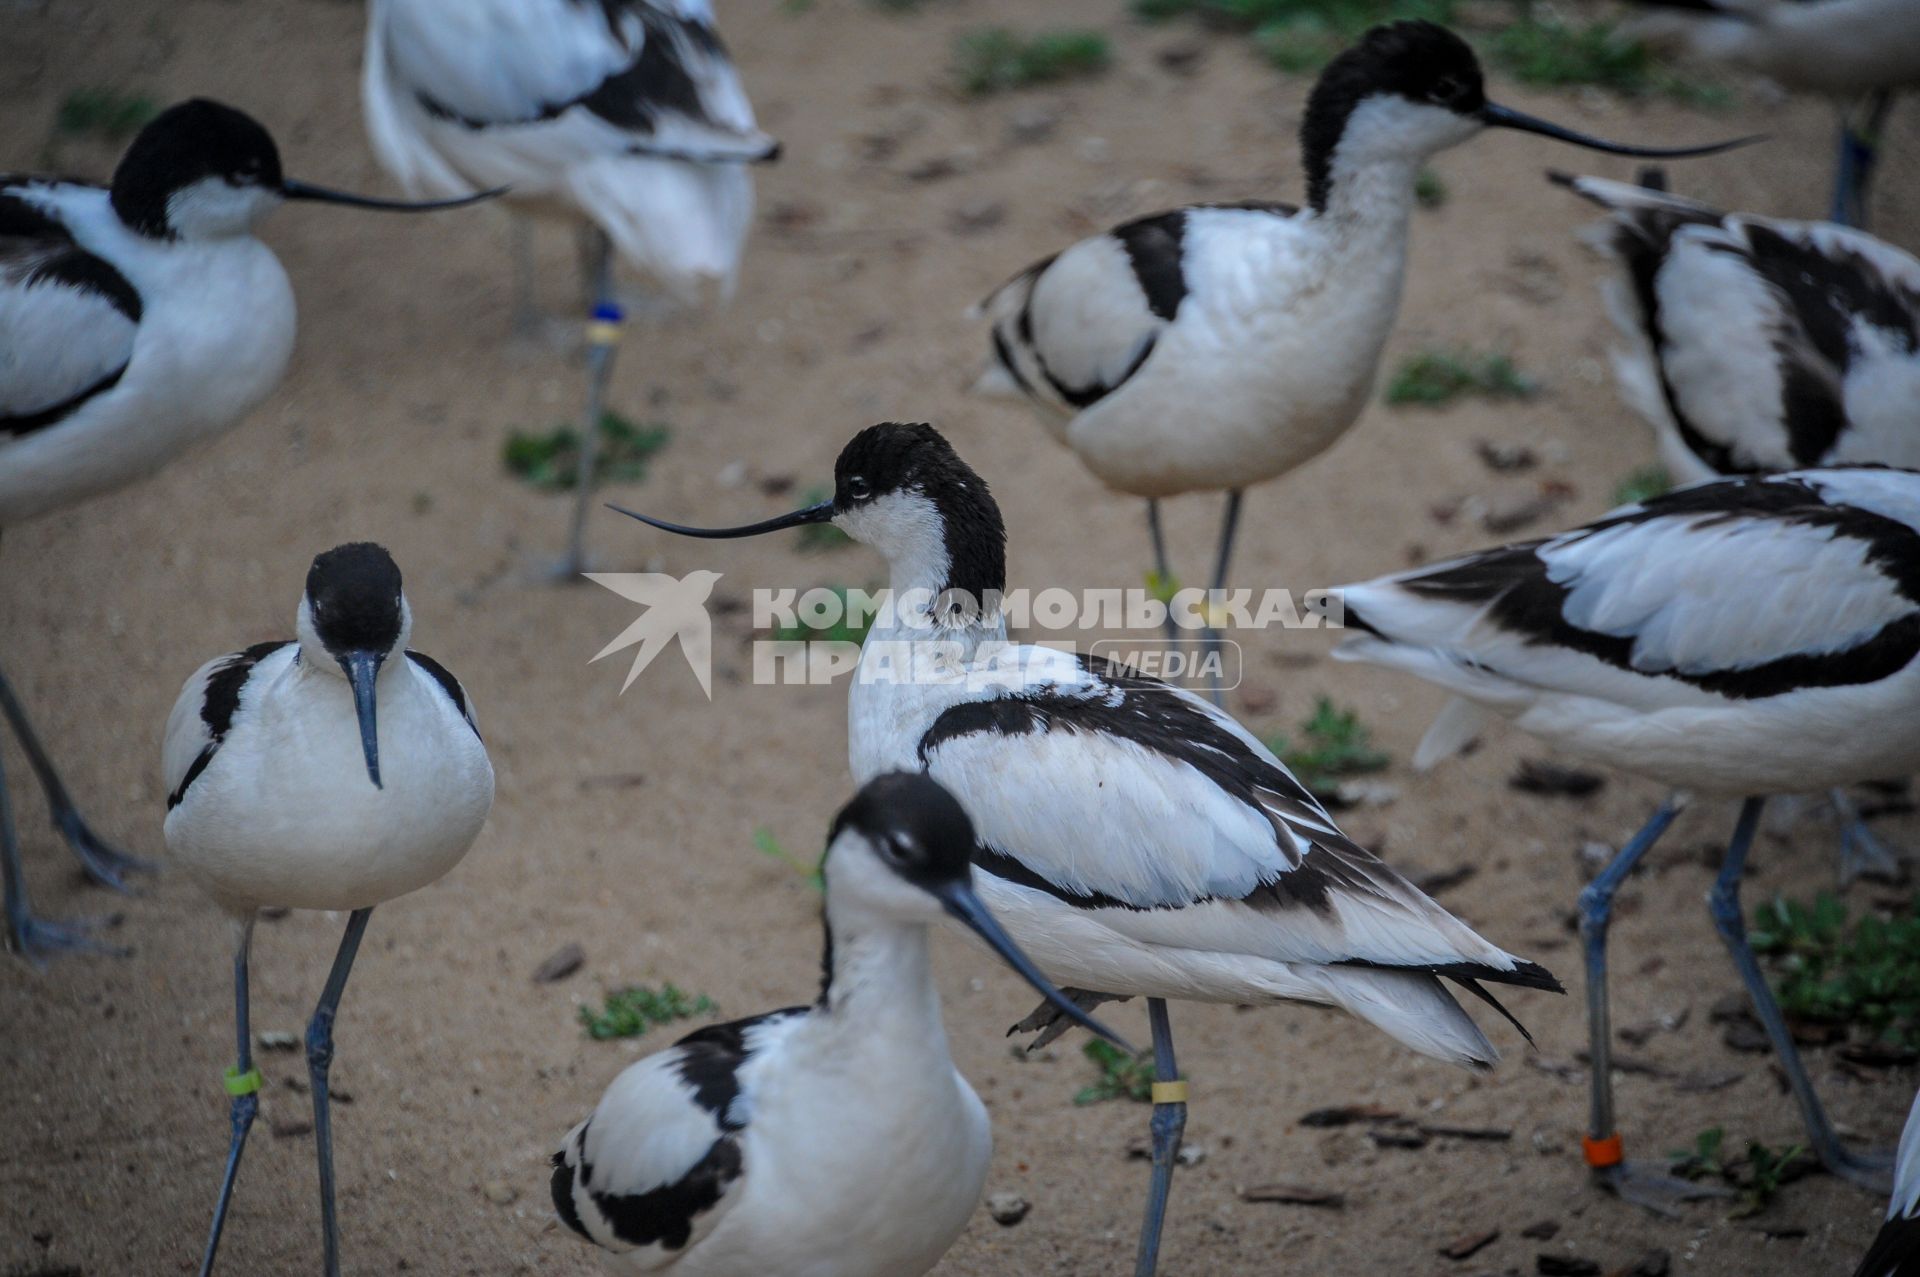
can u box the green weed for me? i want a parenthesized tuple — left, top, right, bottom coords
(751, 828, 827, 892)
(954, 28, 1112, 95)
(1074, 1039, 1157, 1104)
(1266, 697, 1389, 798)
(55, 88, 159, 141)
(1414, 168, 1447, 209)
(579, 984, 716, 1040)
(797, 485, 852, 552)
(768, 584, 874, 646)
(1667, 1126, 1807, 1216)
(503, 413, 669, 491)
(1384, 349, 1534, 406)
(1751, 892, 1920, 1051)
(1612, 463, 1673, 507)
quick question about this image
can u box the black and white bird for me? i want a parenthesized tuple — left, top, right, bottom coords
(975, 21, 1749, 699)
(1854, 1086, 1920, 1277)
(1623, 0, 1920, 226)
(551, 772, 1131, 1276)
(1331, 468, 1920, 1207)
(162, 543, 494, 1277)
(1557, 170, 1920, 878)
(0, 99, 492, 962)
(362, 0, 778, 575)
(613, 421, 1562, 1275)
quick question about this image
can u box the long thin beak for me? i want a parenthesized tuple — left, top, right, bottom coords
(281, 178, 505, 212)
(607, 499, 836, 540)
(936, 881, 1139, 1055)
(1478, 102, 1762, 158)
(340, 651, 384, 789)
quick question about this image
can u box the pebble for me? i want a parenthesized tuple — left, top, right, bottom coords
(986, 1192, 1030, 1226)
(484, 1180, 519, 1206)
(257, 1030, 300, 1052)
(532, 942, 586, 984)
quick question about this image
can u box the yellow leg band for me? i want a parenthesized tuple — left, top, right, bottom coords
(585, 320, 624, 347)
(224, 1065, 263, 1097)
(1150, 1080, 1189, 1105)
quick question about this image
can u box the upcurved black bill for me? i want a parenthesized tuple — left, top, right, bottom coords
(937, 881, 1139, 1056)
(1479, 103, 1762, 159)
(281, 178, 506, 212)
(607, 500, 836, 540)
(341, 651, 384, 789)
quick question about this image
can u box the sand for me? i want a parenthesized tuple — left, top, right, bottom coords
(2, 1, 1916, 1273)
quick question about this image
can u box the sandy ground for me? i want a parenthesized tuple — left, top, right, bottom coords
(3, 1, 1919, 1274)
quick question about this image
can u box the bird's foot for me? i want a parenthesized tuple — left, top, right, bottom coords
(1818, 1143, 1895, 1195)
(5, 906, 129, 966)
(1838, 817, 1907, 886)
(1008, 988, 1130, 1051)
(1594, 1161, 1731, 1216)
(56, 808, 154, 893)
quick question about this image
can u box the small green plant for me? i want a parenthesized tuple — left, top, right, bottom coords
(55, 88, 159, 141)
(1073, 1039, 1156, 1104)
(1266, 697, 1389, 797)
(1490, 16, 1733, 106)
(579, 983, 716, 1040)
(954, 28, 1111, 95)
(767, 584, 875, 646)
(1612, 463, 1673, 507)
(1385, 349, 1534, 406)
(1414, 168, 1447, 209)
(1134, 0, 1455, 73)
(797, 485, 852, 552)
(503, 413, 669, 491)
(1668, 1126, 1806, 1216)
(1751, 892, 1920, 1050)
(751, 828, 826, 892)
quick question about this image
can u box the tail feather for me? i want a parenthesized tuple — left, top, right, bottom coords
(1304, 965, 1499, 1071)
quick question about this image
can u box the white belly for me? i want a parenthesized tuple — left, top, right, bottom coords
(1067, 263, 1405, 498)
(164, 667, 493, 913)
(0, 241, 294, 526)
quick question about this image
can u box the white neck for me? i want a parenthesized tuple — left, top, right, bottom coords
(1318, 150, 1421, 239)
(816, 905, 949, 1055)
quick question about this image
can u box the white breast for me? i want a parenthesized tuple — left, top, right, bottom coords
(164, 653, 493, 913)
(0, 192, 294, 525)
(1067, 209, 1408, 497)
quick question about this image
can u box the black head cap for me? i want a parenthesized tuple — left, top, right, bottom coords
(832, 423, 1007, 601)
(305, 542, 404, 656)
(828, 772, 977, 892)
(1301, 21, 1486, 209)
(111, 99, 284, 238)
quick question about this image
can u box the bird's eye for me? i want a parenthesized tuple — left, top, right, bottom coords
(1431, 75, 1466, 103)
(847, 476, 872, 501)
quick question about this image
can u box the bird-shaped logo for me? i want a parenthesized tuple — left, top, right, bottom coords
(584, 570, 722, 698)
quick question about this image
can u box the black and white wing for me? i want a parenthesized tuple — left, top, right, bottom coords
(552, 1008, 802, 1264)
(1559, 173, 1920, 477)
(1336, 468, 1920, 713)
(1854, 1086, 1920, 1277)
(368, 0, 776, 175)
(977, 201, 1296, 415)
(0, 185, 141, 440)
(162, 642, 295, 812)
(406, 650, 481, 739)
(918, 648, 1557, 1011)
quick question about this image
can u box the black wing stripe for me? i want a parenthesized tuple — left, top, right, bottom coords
(0, 362, 129, 438)
(406, 650, 479, 739)
(168, 642, 293, 809)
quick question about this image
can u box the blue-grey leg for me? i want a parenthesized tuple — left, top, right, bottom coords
(307, 907, 374, 1277)
(1832, 90, 1895, 228)
(0, 722, 125, 963)
(559, 230, 622, 579)
(1132, 996, 1186, 1277)
(1829, 786, 1905, 884)
(0, 659, 151, 891)
(1577, 798, 1722, 1211)
(1200, 490, 1243, 709)
(1708, 797, 1894, 1193)
(1145, 500, 1178, 646)
(198, 917, 260, 1277)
